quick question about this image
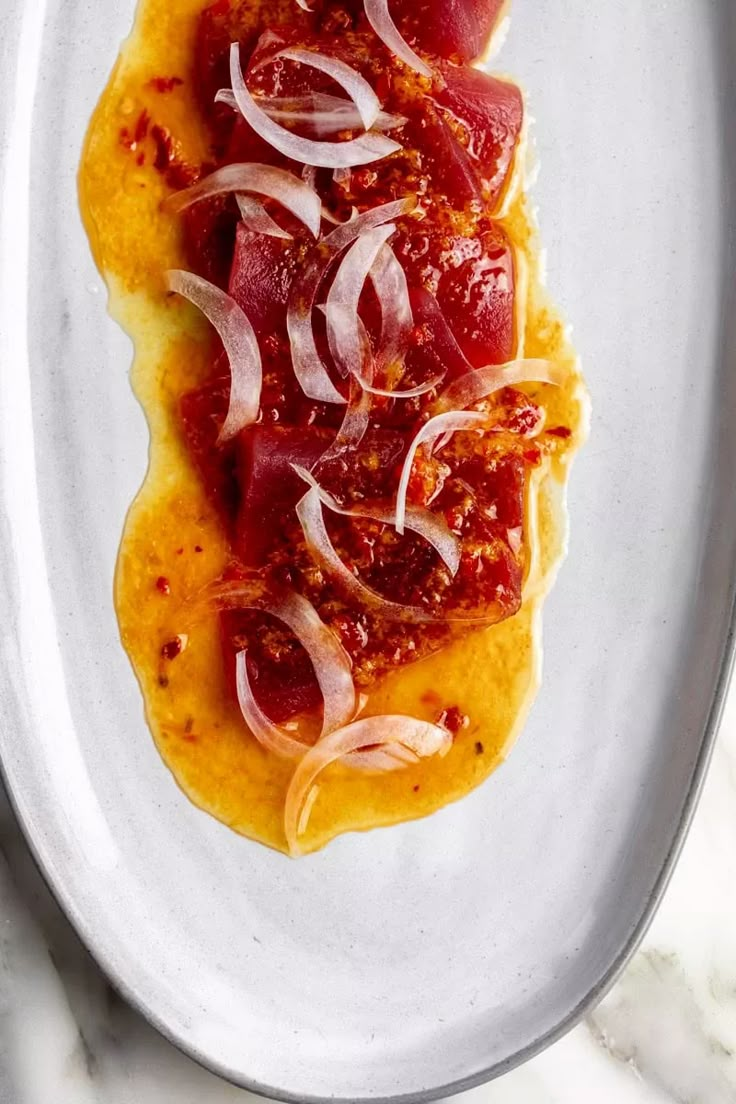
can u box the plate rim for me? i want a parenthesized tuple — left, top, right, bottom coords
(1, 0, 735, 1099)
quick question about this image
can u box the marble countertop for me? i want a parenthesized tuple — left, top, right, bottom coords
(1, 685, 735, 1104)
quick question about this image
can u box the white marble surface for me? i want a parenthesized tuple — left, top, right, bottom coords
(0, 679, 735, 1104)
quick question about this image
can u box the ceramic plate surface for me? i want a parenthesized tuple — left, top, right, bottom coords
(1, 1, 735, 1100)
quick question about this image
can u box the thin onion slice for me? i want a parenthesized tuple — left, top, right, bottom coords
(359, 374, 444, 398)
(275, 48, 381, 130)
(295, 0, 313, 10)
(167, 162, 322, 237)
(318, 377, 371, 461)
(433, 359, 563, 414)
(363, 0, 433, 78)
(230, 44, 401, 168)
(217, 90, 406, 135)
(395, 411, 487, 535)
(214, 586, 355, 738)
(351, 304, 444, 397)
(297, 488, 431, 621)
(236, 194, 292, 239)
(321, 204, 358, 226)
(353, 303, 444, 397)
(349, 745, 419, 772)
(338, 245, 445, 397)
(284, 715, 451, 853)
(166, 270, 261, 442)
(326, 223, 397, 380)
(292, 464, 461, 576)
(237, 651, 402, 773)
(236, 651, 307, 760)
(370, 243, 413, 373)
(287, 196, 416, 403)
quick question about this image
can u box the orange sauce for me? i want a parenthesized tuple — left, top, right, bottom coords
(79, 0, 588, 855)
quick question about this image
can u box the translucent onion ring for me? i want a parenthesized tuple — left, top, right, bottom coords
(230, 43, 401, 168)
(284, 714, 451, 853)
(166, 269, 261, 442)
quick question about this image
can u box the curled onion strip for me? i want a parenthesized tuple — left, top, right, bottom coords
(370, 243, 413, 373)
(292, 465, 461, 576)
(237, 652, 401, 772)
(360, 375, 444, 398)
(395, 411, 487, 535)
(318, 377, 371, 461)
(275, 48, 381, 130)
(215, 587, 355, 738)
(167, 162, 322, 237)
(353, 308, 444, 396)
(433, 359, 562, 414)
(363, 0, 433, 78)
(287, 196, 416, 403)
(295, 0, 313, 10)
(296, 487, 431, 621)
(321, 204, 358, 226)
(352, 308, 444, 397)
(230, 44, 401, 168)
(349, 745, 419, 772)
(326, 223, 397, 380)
(167, 270, 261, 442)
(236, 652, 307, 760)
(236, 194, 292, 239)
(217, 90, 406, 135)
(284, 715, 451, 853)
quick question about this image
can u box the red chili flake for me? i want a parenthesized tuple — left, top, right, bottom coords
(134, 109, 150, 143)
(158, 675, 169, 688)
(155, 575, 171, 595)
(151, 124, 174, 171)
(421, 689, 442, 708)
(194, 545, 204, 553)
(176, 548, 184, 555)
(352, 167, 378, 191)
(474, 740, 484, 755)
(149, 123, 199, 190)
(136, 152, 145, 167)
(120, 111, 150, 152)
(413, 784, 420, 793)
(161, 637, 184, 661)
(438, 706, 470, 735)
(506, 406, 543, 435)
(547, 426, 572, 439)
(147, 76, 184, 93)
(523, 447, 541, 465)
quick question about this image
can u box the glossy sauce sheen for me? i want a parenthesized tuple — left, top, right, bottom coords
(79, 0, 588, 854)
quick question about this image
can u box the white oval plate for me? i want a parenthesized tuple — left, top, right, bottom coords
(1, 1, 735, 1100)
